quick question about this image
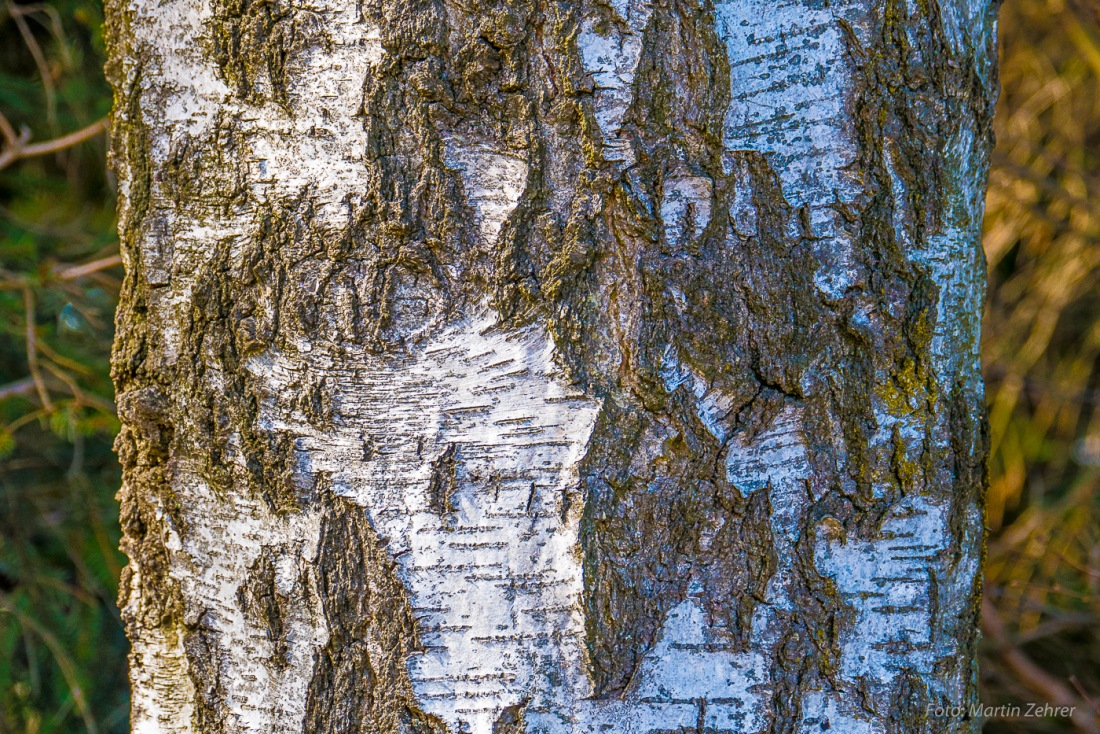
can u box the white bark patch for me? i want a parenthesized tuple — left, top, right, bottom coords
(577, 0, 653, 165)
(815, 495, 949, 683)
(245, 7, 386, 230)
(724, 406, 808, 496)
(162, 463, 326, 733)
(727, 173, 758, 239)
(128, 589, 196, 734)
(910, 126, 987, 385)
(660, 347, 733, 441)
(443, 139, 529, 243)
(137, 0, 229, 139)
(249, 309, 601, 733)
(937, 0, 990, 59)
(627, 589, 769, 731)
(714, 0, 865, 299)
(723, 406, 811, 636)
(798, 691, 882, 734)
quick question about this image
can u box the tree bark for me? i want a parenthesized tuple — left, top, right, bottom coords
(105, 0, 999, 730)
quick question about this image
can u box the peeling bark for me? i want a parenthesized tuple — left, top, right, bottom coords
(106, 0, 999, 730)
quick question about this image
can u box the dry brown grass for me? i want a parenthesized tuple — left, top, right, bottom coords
(981, 0, 1100, 730)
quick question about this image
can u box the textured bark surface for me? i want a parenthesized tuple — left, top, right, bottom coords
(105, 0, 999, 730)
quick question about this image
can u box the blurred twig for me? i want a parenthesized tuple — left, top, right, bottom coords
(5, 0, 58, 125)
(0, 112, 108, 170)
(0, 377, 36, 400)
(53, 254, 122, 280)
(22, 287, 53, 413)
(983, 598, 1100, 734)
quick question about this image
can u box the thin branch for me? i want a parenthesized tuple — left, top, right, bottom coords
(19, 118, 109, 158)
(22, 287, 53, 413)
(6, 0, 57, 126)
(7, 3, 70, 68)
(1071, 676, 1100, 717)
(0, 109, 20, 147)
(1012, 612, 1099, 645)
(36, 356, 115, 414)
(0, 127, 31, 170)
(36, 341, 94, 377)
(85, 271, 122, 291)
(0, 374, 114, 429)
(53, 253, 122, 281)
(1056, 551, 1100, 579)
(0, 377, 36, 400)
(0, 118, 109, 171)
(70, 390, 114, 415)
(41, 361, 84, 405)
(5, 408, 49, 434)
(37, 363, 115, 421)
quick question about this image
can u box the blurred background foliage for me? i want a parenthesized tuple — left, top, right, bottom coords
(981, 0, 1100, 732)
(0, 0, 1097, 731)
(0, 0, 126, 731)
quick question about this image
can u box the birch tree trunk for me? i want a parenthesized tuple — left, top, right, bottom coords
(105, 0, 999, 729)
